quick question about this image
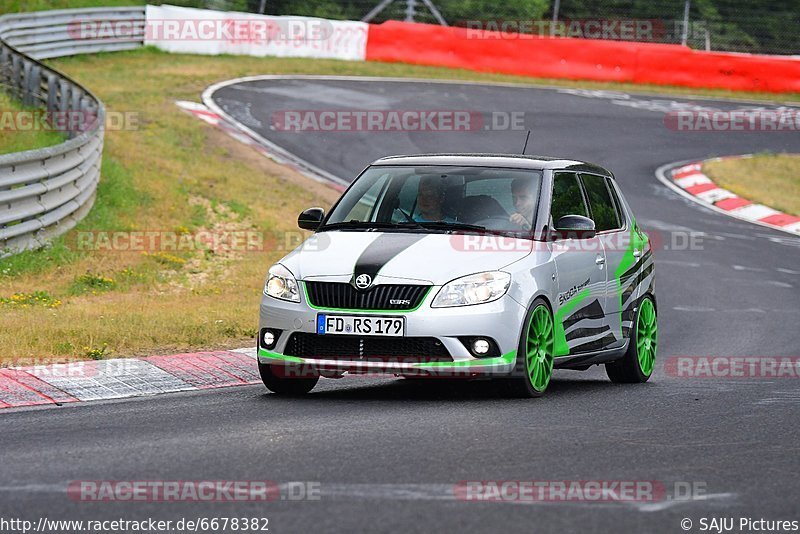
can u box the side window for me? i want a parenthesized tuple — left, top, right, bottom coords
(606, 178, 627, 228)
(550, 172, 588, 225)
(580, 174, 620, 232)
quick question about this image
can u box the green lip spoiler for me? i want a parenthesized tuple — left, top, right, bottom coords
(258, 347, 516, 371)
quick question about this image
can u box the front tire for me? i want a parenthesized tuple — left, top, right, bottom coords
(258, 361, 319, 395)
(507, 298, 554, 397)
(605, 295, 657, 383)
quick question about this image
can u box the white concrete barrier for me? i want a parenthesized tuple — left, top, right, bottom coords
(145, 4, 368, 61)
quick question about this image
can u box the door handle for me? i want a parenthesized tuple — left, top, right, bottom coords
(595, 256, 605, 265)
(633, 248, 642, 258)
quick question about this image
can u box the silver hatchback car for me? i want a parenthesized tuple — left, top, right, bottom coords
(258, 154, 656, 397)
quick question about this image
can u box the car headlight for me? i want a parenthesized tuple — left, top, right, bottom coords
(264, 264, 300, 302)
(432, 271, 511, 308)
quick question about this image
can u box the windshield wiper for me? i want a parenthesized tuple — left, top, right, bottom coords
(321, 220, 491, 234)
(416, 221, 488, 232)
(321, 221, 423, 231)
(418, 221, 524, 237)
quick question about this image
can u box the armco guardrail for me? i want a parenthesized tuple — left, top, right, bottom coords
(0, 7, 145, 60)
(0, 7, 145, 257)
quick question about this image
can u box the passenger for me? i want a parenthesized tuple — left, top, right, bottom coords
(510, 177, 536, 230)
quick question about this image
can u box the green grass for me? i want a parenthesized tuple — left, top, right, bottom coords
(703, 153, 800, 217)
(0, 92, 66, 155)
(0, 0, 225, 12)
(69, 272, 116, 295)
(0, 0, 142, 12)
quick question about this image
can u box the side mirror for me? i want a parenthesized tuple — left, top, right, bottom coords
(554, 214, 596, 239)
(298, 207, 325, 231)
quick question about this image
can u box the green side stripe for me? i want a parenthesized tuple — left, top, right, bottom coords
(553, 287, 592, 357)
(615, 220, 648, 307)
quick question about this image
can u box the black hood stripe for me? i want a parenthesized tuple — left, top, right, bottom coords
(353, 233, 427, 282)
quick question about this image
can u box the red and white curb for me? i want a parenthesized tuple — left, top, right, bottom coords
(656, 156, 800, 236)
(176, 99, 347, 191)
(0, 347, 259, 410)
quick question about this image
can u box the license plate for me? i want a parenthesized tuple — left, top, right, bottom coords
(317, 314, 405, 337)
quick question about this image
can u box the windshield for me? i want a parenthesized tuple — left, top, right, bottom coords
(323, 165, 543, 236)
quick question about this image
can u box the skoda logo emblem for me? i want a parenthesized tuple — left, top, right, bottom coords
(354, 274, 372, 289)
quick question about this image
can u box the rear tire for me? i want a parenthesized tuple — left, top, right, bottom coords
(605, 295, 657, 383)
(507, 298, 554, 398)
(258, 361, 319, 395)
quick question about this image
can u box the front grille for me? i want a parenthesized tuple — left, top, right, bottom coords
(304, 282, 430, 311)
(284, 333, 452, 363)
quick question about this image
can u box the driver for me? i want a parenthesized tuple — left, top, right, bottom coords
(509, 177, 535, 230)
(414, 175, 454, 222)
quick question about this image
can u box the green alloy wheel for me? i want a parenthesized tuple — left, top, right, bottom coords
(606, 295, 657, 383)
(510, 300, 555, 397)
(636, 297, 657, 376)
(527, 304, 555, 392)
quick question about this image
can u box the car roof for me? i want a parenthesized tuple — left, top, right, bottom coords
(370, 153, 613, 177)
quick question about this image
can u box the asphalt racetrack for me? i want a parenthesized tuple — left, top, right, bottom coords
(2, 78, 799, 533)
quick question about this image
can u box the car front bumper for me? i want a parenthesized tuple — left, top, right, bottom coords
(257, 285, 526, 376)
